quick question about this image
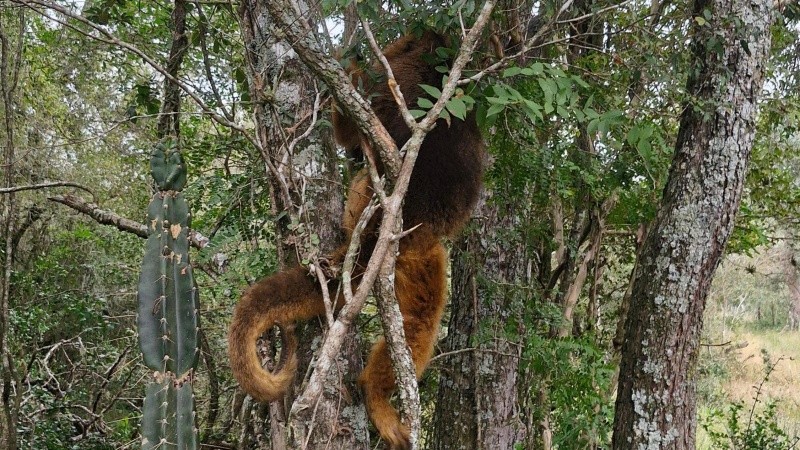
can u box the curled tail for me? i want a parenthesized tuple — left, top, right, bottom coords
(228, 265, 329, 402)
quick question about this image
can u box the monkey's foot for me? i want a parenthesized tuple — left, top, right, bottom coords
(381, 422, 411, 450)
(317, 256, 340, 279)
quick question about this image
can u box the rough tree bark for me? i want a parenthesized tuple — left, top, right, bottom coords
(156, 0, 188, 140)
(429, 190, 533, 450)
(612, 0, 773, 448)
(0, 9, 25, 450)
(236, 1, 366, 448)
(430, 4, 557, 448)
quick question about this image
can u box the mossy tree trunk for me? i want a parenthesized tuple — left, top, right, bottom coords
(612, 0, 773, 447)
(430, 191, 535, 450)
(429, 5, 547, 448)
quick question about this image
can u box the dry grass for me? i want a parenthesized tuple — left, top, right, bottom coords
(697, 245, 800, 448)
(697, 330, 800, 448)
(726, 331, 800, 413)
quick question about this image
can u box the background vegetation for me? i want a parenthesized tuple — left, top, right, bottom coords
(0, 0, 798, 449)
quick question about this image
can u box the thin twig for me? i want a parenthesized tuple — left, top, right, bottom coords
(556, 0, 633, 24)
(312, 261, 335, 326)
(746, 356, 786, 433)
(0, 181, 95, 200)
(12, 0, 258, 149)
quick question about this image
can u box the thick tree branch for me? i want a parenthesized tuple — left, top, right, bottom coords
(48, 194, 209, 249)
(262, 0, 402, 178)
(264, 2, 496, 448)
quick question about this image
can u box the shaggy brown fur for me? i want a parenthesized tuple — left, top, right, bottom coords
(228, 31, 484, 449)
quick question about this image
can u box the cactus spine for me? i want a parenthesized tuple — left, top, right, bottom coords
(137, 143, 199, 450)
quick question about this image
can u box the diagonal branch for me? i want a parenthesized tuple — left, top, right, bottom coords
(49, 194, 148, 237)
(48, 193, 209, 249)
(0, 181, 95, 198)
(262, 0, 402, 178)
(265, 2, 496, 447)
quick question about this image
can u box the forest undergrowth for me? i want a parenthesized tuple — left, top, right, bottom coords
(697, 249, 800, 449)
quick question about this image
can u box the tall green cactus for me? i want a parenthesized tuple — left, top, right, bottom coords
(137, 143, 199, 450)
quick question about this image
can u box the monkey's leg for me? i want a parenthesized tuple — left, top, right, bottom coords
(360, 243, 448, 450)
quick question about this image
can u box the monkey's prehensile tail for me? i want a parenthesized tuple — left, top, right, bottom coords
(228, 265, 327, 401)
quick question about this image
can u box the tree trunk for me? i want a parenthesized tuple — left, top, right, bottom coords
(429, 5, 558, 448)
(784, 248, 800, 331)
(429, 191, 532, 450)
(157, 0, 188, 140)
(0, 10, 24, 450)
(612, 0, 773, 448)
(237, 1, 367, 448)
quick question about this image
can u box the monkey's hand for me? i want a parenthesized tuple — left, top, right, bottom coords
(318, 255, 341, 279)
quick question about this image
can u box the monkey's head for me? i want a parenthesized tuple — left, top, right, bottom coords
(333, 30, 452, 160)
(379, 31, 451, 94)
(382, 31, 450, 60)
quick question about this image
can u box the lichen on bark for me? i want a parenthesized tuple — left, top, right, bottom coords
(612, 0, 774, 448)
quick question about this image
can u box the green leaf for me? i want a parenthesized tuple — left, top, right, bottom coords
(417, 97, 434, 109)
(637, 139, 655, 178)
(439, 108, 451, 126)
(637, 139, 653, 162)
(491, 84, 510, 99)
(446, 98, 467, 120)
(572, 75, 590, 89)
(503, 66, 533, 78)
(523, 99, 543, 120)
(419, 84, 442, 99)
(626, 126, 641, 146)
(503, 66, 522, 77)
(506, 86, 525, 101)
(409, 109, 426, 119)
(538, 78, 556, 105)
(487, 96, 510, 105)
(587, 118, 599, 134)
(486, 103, 505, 117)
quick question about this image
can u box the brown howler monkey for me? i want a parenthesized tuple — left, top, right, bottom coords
(228, 31, 484, 449)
